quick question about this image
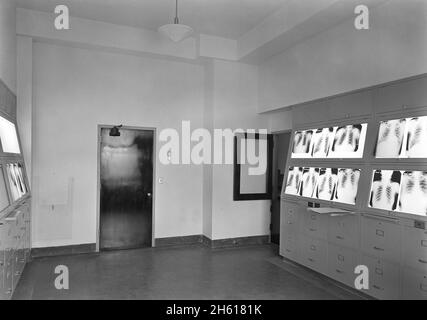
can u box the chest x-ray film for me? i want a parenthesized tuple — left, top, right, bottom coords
(406, 116, 427, 158)
(300, 167, 319, 198)
(328, 124, 367, 158)
(291, 130, 313, 158)
(6, 163, 21, 201)
(14, 164, 27, 195)
(369, 170, 401, 211)
(311, 127, 335, 158)
(0, 167, 10, 212)
(285, 167, 303, 195)
(398, 171, 427, 216)
(334, 168, 360, 205)
(375, 119, 406, 158)
(315, 168, 338, 201)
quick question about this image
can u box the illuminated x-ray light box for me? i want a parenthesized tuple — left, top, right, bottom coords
(291, 123, 368, 159)
(285, 166, 360, 205)
(0, 116, 21, 154)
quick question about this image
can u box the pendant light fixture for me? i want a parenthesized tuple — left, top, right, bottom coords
(158, 0, 194, 42)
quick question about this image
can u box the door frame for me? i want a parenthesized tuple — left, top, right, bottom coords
(96, 125, 157, 252)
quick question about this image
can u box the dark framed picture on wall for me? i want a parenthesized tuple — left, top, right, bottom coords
(233, 132, 273, 201)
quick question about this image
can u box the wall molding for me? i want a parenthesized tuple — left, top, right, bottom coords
(155, 234, 269, 249)
(155, 235, 204, 247)
(31, 243, 97, 258)
(31, 235, 270, 258)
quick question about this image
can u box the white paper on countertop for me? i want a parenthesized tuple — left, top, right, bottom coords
(307, 207, 355, 216)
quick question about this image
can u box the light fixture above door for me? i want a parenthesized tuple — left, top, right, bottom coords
(158, 0, 194, 42)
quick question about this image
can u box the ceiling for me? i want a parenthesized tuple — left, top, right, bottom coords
(16, 0, 288, 39)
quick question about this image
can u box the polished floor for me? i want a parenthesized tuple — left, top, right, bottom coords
(13, 244, 363, 300)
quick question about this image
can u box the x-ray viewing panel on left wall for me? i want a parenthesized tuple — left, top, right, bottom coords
(0, 116, 20, 154)
(0, 167, 10, 212)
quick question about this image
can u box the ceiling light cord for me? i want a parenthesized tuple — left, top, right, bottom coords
(175, 0, 179, 24)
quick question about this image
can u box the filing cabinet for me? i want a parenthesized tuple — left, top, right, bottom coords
(280, 201, 301, 262)
(327, 244, 359, 287)
(361, 255, 400, 300)
(328, 214, 359, 249)
(402, 267, 427, 300)
(0, 200, 32, 300)
(301, 236, 328, 274)
(303, 210, 328, 241)
(403, 226, 427, 272)
(280, 200, 427, 299)
(361, 215, 402, 263)
(281, 233, 299, 262)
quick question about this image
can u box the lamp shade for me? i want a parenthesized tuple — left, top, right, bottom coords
(158, 23, 194, 42)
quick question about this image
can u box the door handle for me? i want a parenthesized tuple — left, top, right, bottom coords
(147, 193, 152, 198)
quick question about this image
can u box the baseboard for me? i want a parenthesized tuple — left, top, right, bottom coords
(203, 235, 270, 249)
(155, 235, 203, 247)
(31, 243, 97, 258)
(156, 235, 270, 249)
(31, 235, 270, 258)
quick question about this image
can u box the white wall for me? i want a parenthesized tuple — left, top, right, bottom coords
(210, 60, 270, 240)
(0, 0, 16, 93)
(31, 42, 205, 248)
(17, 36, 32, 184)
(259, 0, 427, 112)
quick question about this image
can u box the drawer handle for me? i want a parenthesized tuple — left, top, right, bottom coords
(310, 245, 316, 251)
(287, 221, 293, 225)
(336, 269, 344, 274)
(373, 246, 385, 251)
(418, 259, 427, 264)
(15, 271, 21, 276)
(309, 228, 317, 232)
(336, 235, 344, 240)
(286, 249, 292, 253)
(376, 229, 384, 237)
(310, 215, 317, 220)
(373, 285, 384, 291)
(308, 258, 315, 262)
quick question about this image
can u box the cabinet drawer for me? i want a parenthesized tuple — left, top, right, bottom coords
(328, 245, 359, 287)
(361, 255, 400, 300)
(402, 267, 427, 300)
(403, 226, 427, 271)
(304, 211, 328, 240)
(3, 260, 13, 300)
(301, 237, 327, 274)
(328, 214, 360, 249)
(361, 216, 401, 262)
(0, 270, 4, 300)
(280, 233, 298, 262)
(283, 210, 299, 229)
